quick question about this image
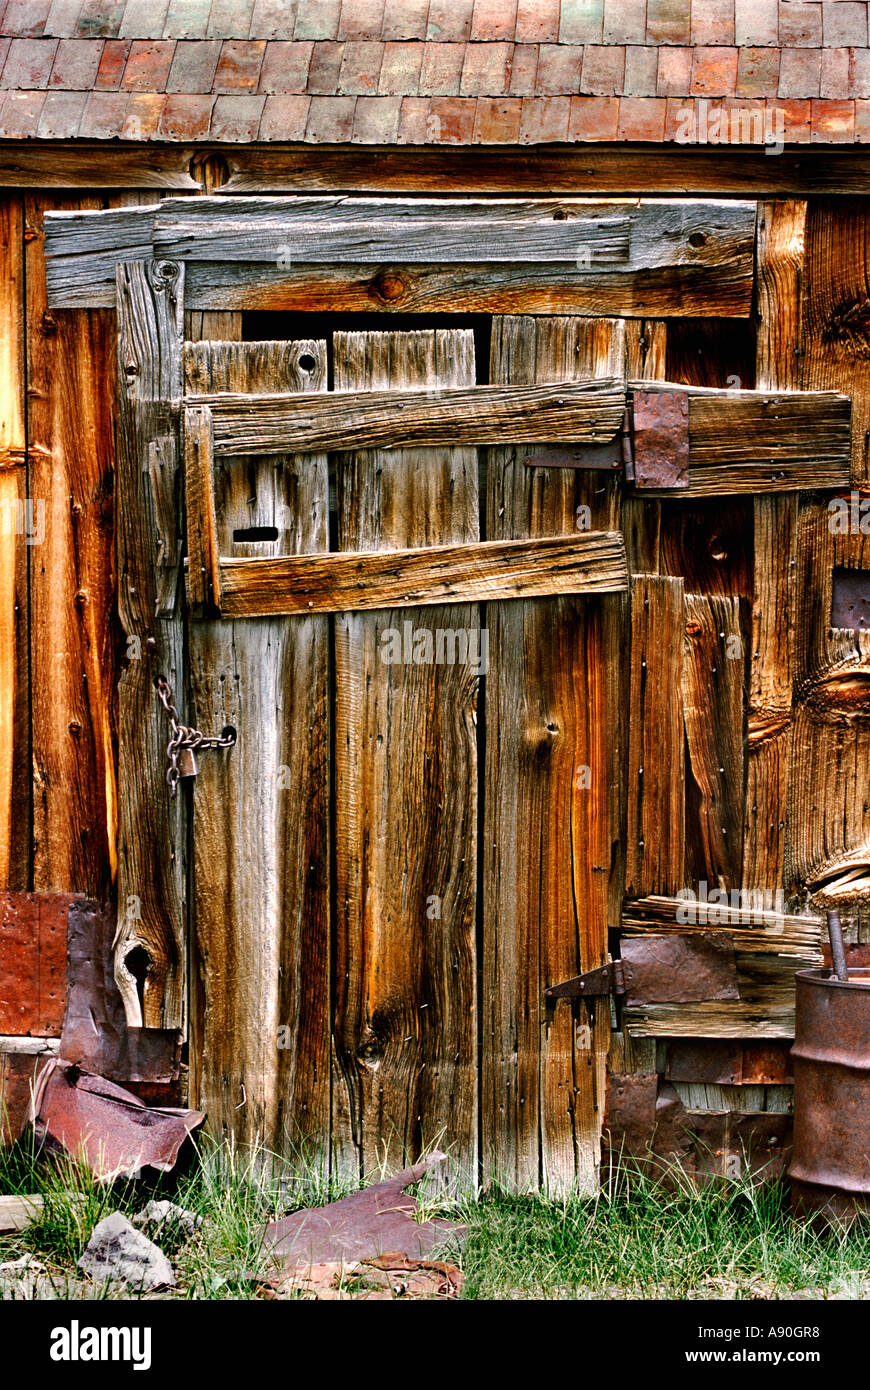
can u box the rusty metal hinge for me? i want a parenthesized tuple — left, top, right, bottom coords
(544, 960, 625, 1004)
(523, 388, 690, 491)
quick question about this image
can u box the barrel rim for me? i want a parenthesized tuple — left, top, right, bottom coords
(795, 967, 870, 991)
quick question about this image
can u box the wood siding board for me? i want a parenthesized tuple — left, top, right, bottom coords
(27, 194, 116, 899)
(182, 403, 220, 610)
(483, 315, 619, 1197)
(114, 257, 186, 1030)
(625, 574, 686, 898)
(332, 328, 479, 1181)
(215, 532, 628, 616)
(184, 338, 330, 1161)
(0, 195, 28, 891)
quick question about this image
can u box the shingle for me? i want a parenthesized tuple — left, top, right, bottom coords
(776, 98, 812, 142)
(690, 46, 738, 95)
(418, 41, 465, 94)
(622, 45, 657, 96)
(646, 0, 690, 45)
(473, 94, 521, 139)
(337, 39, 382, 92)
(377, 40, 423, 94)
(559, 0, 603, 44)
(821, 47, 850, 99)
(537, 41, 583, 92)
(44, 0, 86, 37)
(0, 89, 46, 134)
(49, 38, 103, 87)
(426, 93, 476, 139)
(1, 0, 52, 37)
(163, 0, 211, 39)
(733, 0, 778, 46)
(427, 0, 474, 41)
(852, 48, 870, 98)
(157, 90, 215, 137)
(398, 93, 429, 140)
(568, 92, 619, 138)
(515, 0, 559, 42)
(294, 0, 341, 40)
(166, 40, 220, 92)
(75, 0, 125, 37)
(779, 3, 823, 48)
(307, 39, 343, 91)
(508, 42, 538, 94)
(603, 0, 645, 44)
(618, 95, 666, 140)
(460, 40, 511, 94)
(1, 38, 58, 88)
(656, 46, 691, 96)
(823, 3, 867, 48)
(259, 39, 312, 91)
(250, 0, 300, 40)
(213, 39, 267, 90)
(258, 91, 310, 136)
(94, 36, 128, 85)
(121, 89, 163, 136)
(338, 0, 385, 41)
(736, 46, 780, 97)
(580, 44, 625, 95)
(206, 0, 255, 40)
(519, 93, 570, 140)
(78, 88, 127, 135)
(352, 92, 400, 139)
(381, 0, 430, 40)
(118, 0, 170, 40)
(120, 39, 174, 90)
(304, 91, 356, 138)
(690, 0, 734, 46)
(209, 91, 265, 138)
(812, 96, 855, 140)
(470, 0, 517, 42)
(37, 87, 86, 134)
(779, 47, 822, 98)
(856, 95, 870, 139)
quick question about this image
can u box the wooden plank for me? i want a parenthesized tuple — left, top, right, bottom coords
(43, 204, 158, 309)
(744, 201, 805, 908)
(0, 1194, 44, 1231)
(621, 896, 823, 1039)
(183, 404, 220, 610)
(215, 531, 628, 618)
(218, 145, 870, 198)
(185, 338, 331, 1161)
(483, 316, 621, 1197)
(0, 145, 200, 191)
(197, 378, 626, 456)
(43, 197, 756, 317)
(155, 198, 633, 264)
(0, 195, 28, 890)
(625, 575, 686, 898)
(683, 594, 744, 890)
(113, 258, 186, 1030)
(26, 195, 117, 899)
(332, 328, 478, 1181)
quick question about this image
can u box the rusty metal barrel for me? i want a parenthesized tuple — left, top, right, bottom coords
(789, 967, 870, 1225)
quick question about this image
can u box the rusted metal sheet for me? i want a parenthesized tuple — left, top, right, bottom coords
(621, 933, 740, 1003)
(0, 892, 72, 1037)
(666, 1040, 793, 1085)
(790, 967, 870, 1225)
(523, 441, 623, 471)
(831, 567, 870, 631)
(62, 900, 181, 1085)
(631, 389, 689, 490)
(0, 1049, 53, 1144)
(27, 1058, 203, 1179)
(263, 1153, 463, 1267)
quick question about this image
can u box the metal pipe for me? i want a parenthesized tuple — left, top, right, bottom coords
(827, 909, 849, 982)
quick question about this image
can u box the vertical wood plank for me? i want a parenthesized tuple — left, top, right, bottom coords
(185, 339, 331, 1160)
(683, 593, 744, 890)
(483, 316, 620, 1195)
(743, 201, 805, 906)
(0, 196, 28, 890)
(114, 258, 185, 1029)
(332, 329, 479, 1182)
(625, 574, 685, 899)
(26, 195, 118, 899)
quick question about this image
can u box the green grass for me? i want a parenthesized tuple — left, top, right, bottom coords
(2, 1139, 869, 1300)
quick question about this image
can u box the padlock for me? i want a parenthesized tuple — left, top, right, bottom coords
(178, 747, 198, 779)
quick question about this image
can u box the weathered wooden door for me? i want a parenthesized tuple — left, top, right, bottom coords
(43, 194, 856, 1192)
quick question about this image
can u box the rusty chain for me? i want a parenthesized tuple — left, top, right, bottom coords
(156, 674, 236, 797)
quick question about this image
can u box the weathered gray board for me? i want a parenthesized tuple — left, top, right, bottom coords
(43, 197, 757, 316)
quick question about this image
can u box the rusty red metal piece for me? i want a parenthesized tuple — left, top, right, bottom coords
(0, 892, 73, 1037)
(621, 932, 740, 1004)
(263, 1153, 463, 1267)
(27, 1058, 203, 1179)
(789, 967, 870, 1226)
(665, 1040, 793, 1085)
(631, 389, 690, 490)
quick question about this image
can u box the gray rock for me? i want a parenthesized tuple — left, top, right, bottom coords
(78, 1211, 175, 1291)
(132, 1199, 202, 1239)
